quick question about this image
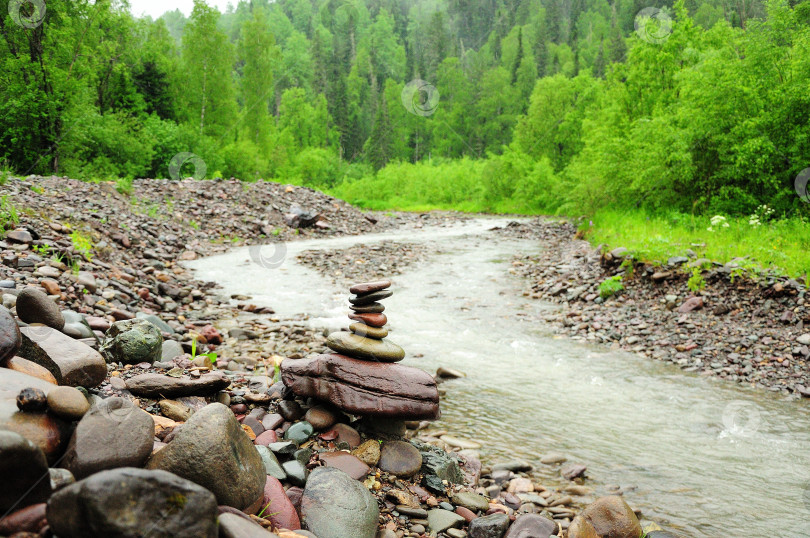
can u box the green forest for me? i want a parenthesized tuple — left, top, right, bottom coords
(2, 0, 810, 219)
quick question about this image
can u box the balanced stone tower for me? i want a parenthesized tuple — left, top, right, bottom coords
(281, 280, 440, 421)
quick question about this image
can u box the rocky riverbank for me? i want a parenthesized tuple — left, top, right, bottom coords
(0, 176, 674, 538)
(491, 218, 810, 398)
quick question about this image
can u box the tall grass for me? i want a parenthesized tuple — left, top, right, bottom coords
(586, 210, 810, 280)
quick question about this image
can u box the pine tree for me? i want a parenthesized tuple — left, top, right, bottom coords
(608, 24, 626, 63)
(592, 39, 606, 78)
(366, 95, 393, 170)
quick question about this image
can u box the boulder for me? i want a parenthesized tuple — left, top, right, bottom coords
(0, 430, 51, 513)
(147, 403, 266, 512)
(0, 305, 21, 363)
(61, 397, 154, 479)
(18, 326, 107, 387)
(100, 318, 163, 365)
(300, 467, 379, 538)
(577, 496, 642, 538)
(47, 467, 218, 538)
(281, 353, 440, 420)
(15, 288, 64, 330)
(126, 372, 231, 398)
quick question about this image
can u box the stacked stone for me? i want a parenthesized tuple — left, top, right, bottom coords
(282, 280, 440, 421)
(326, 280, 403, 362)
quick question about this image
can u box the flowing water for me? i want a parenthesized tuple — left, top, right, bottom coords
(187, 218, 810, 537)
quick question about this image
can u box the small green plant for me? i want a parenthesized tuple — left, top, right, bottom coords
(0, 195, 19, 229)
(30, 184, 44, 194)
(0, 169, 10, 185)
(147, 205, 160, 218)
(32, 244, 50, 256)
(115, 177, 133, 196)
(256, 499, 278, 519)
(70, 260, 81, 275)
(620, 256, 634, 278)
(598, 275, 624, 299)
(687, 268, 706, 292)
(272, 362, 281, 384)
(190, 337, 217, 367)
(188, 220, 200, 230)
(70, 231, 94, 259)
(271, 228, 281, 236)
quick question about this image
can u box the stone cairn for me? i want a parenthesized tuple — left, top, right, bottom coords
(282, 279, 440, 421)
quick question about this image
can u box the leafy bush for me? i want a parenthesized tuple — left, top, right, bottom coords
(598, 275, 624, 299)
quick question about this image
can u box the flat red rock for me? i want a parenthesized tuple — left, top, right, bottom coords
(281, 354, 440, 421)
(347, 313, 387, 327)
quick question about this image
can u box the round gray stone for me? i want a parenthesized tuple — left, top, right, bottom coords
(300, 467, 379, 538)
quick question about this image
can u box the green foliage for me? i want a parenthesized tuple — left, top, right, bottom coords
(598, 275, 624, 299)
(0, 196, 20, 230)
(70, 231, 94, 260)
(687, 268, 706, 292)
(116, 178, 134, 196)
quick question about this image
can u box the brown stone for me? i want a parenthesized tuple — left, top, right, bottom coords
(281, 354, 440, 420)
(677, 296, 704, 313)
(319, 451, 371, 480)
(349, 280, 391, 295)
(567, 515, 599, 538)
(0, 503, 47, 535)
(4, 357, 58, 384)
(352, 440, 381, 466)
(330, 423, 361, 448)
(40, 279, 60, 296)
(347, 313, 387, 328)
(125, 372, 231, 398)
(18, 327, 106, 387)
(578, 496, 642, 538)
(0, 368, 71, 463)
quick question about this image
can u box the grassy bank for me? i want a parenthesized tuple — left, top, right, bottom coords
(584, 210, 810, 281)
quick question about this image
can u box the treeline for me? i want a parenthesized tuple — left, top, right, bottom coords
(1, 0, 805, 215)
(338, 0, 810, 216)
